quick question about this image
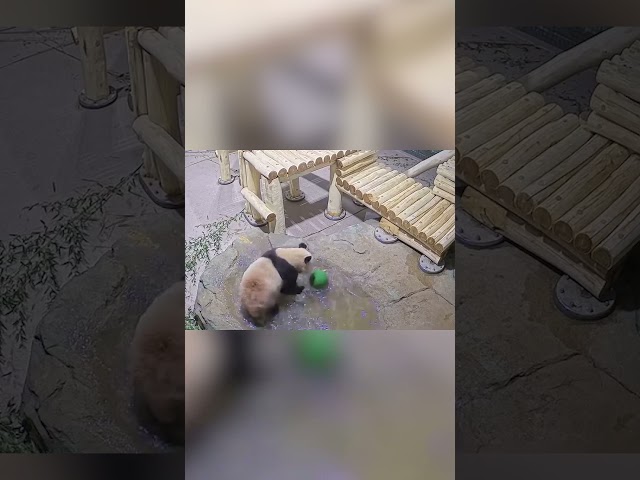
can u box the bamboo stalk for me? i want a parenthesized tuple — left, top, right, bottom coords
(532, 143, 628, 230)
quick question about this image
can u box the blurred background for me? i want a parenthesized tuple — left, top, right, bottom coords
(185, 0, 454, 149)
(185, 331, 454, 480)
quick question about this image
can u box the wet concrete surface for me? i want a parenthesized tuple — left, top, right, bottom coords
(195, 223, 454, 330)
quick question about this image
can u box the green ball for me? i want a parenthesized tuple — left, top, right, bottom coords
(310, 269, 329, 289)
(294, 332, 340, 370)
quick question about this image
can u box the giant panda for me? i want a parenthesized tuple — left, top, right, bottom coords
(129, 280, 185, 445)
(239, 242, 312, 326)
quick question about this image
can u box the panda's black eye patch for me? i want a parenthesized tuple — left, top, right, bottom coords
(304, 256, 311, 264)
(299, 242, 307, 249)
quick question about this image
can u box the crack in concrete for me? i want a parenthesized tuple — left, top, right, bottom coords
(432, 288, 453, 306)
(388, 286, 430, 306)
(583, 355, 640, 402)
(35, 335, 75, 370)
(487, 352, 580, 392)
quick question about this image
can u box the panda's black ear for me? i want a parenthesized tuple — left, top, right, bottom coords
(304, 256, 311, 264)
(299, 242, 307, 249)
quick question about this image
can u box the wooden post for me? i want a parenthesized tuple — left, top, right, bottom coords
(143, 47, 183, 195)
(286, 178, 305, 201)
(266, 178, 286, 234)
(77, 27, 117, 108)
(244, 162, 266, 225)
(217, 150, 234, 185)
(125, 27, 156, 180)
(325, 163, 345, 220)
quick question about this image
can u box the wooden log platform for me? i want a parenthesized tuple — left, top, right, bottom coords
(456, 48, 640, 296)
(335, 153, 455, 260)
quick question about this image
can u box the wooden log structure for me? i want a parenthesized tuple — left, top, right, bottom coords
(332, 150, 456, 260)
(456, 31, 640, 296)
(126, 27, 185, 198)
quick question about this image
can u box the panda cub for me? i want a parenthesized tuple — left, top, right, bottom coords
(239, 242, 312, 325)
(129, 280, 185, 445)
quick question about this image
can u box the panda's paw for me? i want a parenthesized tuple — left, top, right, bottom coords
(296, 285, 305, 294)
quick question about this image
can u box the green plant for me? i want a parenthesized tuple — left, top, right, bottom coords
(184, 211, 242, 284)
(0, 167, 140, 361)
(185, 308, 203, 330)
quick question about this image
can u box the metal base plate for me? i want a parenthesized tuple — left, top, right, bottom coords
(285, 190, 306, 202)
(456, 209, 504, 248)
(352, 198, 365, 207)
(218, 175, 236, 185)
(138, 172, 184, 209)
(554, 275, 616, 321)
(79, 86, 118, 109)
(324, 209, 346, 221)
(243, 210, 269, 227)
(419, 255, 445, 274)
(374, 227, 398, 244)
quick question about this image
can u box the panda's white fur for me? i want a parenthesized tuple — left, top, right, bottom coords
(129, 280, 185, 445)
(239, 243, 312, 325)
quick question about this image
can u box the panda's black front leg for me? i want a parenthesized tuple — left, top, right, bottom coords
(280, 276, 305, 295)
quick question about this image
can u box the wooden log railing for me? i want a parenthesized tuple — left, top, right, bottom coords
(126, 26, 185, 203)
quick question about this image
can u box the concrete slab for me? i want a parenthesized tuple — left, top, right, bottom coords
(195, 223, 454, 330)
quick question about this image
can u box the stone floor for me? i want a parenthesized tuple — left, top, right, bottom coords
(186, 149, 455, 329)
(456, 28, 640, 452)
(1, 28, 183, 451)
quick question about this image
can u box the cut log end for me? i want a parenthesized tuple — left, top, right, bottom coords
(573, 233, 593, 254)
(480, 170, 499, 192)
(496, 185, 516, 206)
(592, 248, 612, 269)
(553, 221, 574, 244)
(515, 193, 534, 215)
(532, 207, 553, 230)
